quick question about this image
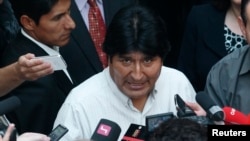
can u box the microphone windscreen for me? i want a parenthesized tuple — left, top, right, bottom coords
(0, 96, 21, 115)
(91, 119, 121, 141)
(196, 91, 224, 121)
(195, 91, 215, 111)
(223, 107, 249, 125)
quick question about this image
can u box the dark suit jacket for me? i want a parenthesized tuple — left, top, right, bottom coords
(177, 4, 228, 92)
(0, 32, 74, 135)
(60, 0, 135, 86)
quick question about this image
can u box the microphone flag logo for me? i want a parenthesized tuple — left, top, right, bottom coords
(97, 124, 111, 136)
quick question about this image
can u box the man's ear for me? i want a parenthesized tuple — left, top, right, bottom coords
(20, 15, 36, 30)
(238, 16, 247, 38)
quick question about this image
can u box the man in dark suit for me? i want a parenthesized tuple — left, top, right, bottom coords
(0, 0, 55, 97)
(60, 0, 135, 86)
(0, 0, 75, 135)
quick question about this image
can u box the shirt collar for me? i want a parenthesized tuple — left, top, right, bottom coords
(21, 28, 59, 55)
(21, 29, 73, 83)
(75, 0, 103, 11)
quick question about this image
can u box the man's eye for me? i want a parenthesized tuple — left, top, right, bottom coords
(53, 16, 61, 21)
(120, 58, 131, 64)
(144, 59, 152, 63)
(144, 58, 153, 64)
(123, 59, 131, 63)
(52, 14, 64, 21)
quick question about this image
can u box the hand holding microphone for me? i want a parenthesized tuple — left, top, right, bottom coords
(223, 107, 249, 125)
(196, 91, 250, 125)
(175, 94, 213, 125)
(195, 91, 224, 122)
(0, 96, 21, 141)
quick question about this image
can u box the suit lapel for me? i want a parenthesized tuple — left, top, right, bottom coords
(53, 70, 75, 95)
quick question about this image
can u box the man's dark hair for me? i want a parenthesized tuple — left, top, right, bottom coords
(103, 4, 171, 61)
(146, 118, 207, 141)
(9, 0, 60, 26)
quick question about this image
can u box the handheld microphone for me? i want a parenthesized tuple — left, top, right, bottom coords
(195, 91, 224, 121)
(223, 107, 249, 125)
(0, 96, 21, 115)
(175, 94, 213, 125)
(90, 118, 121, 141)
(121, 124, 146, 141)
(0, 116, 17, 141)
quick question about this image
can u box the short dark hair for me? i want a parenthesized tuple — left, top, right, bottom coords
(103, 4, 171, 61)
(9, 0, 60, 26)
(146, 118, 207, 141)
(241, 0, 250, 25)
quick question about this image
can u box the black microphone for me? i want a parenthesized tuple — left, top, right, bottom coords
(195, 91, 224, 121)
(0, 96, 21, 115)
(175, 94, 213, 125)
(90, 118, 121, 141)
(0, 116, 17, 141)
(0, 96, 20, 141)
(121, 124, 146, 141)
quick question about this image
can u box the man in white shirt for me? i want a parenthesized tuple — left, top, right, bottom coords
(54, 4, 204, 141)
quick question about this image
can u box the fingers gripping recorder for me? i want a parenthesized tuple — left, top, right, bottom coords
(174, 94, 213, 125)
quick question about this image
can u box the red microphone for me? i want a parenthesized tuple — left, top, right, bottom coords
(121, 124, 146, 141)
(223, 107, 249, 125)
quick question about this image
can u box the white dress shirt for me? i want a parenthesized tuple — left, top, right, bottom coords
(53, 66, 196, 141)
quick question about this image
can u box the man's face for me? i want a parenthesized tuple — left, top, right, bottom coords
(109, 51, 162, 100)
(30, 0, 75, 47)
(0, 0, 3, 4)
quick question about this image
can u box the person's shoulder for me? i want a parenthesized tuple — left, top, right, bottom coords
(72, 71, 104, 89)
(209, 46, 250, 74)
(219, 45, 249, 62)
(69, 71, 107, 97)
(161, 66, 185, 74)
(160, 66, 189, 80)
